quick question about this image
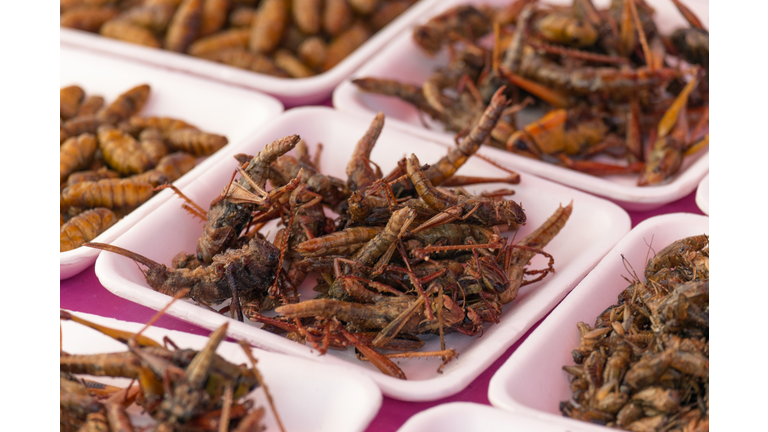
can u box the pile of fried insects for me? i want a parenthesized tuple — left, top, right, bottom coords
(86, 88, 572, 379)
(561, 234, 709, 431)
(60, 83, 228, 252)
(354, 0, 709, 185)
(60, 304, 284, 432)
(61, 0, 419, 78)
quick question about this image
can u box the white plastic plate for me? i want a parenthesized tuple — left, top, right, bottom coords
(94, 107, 631, 401)
(333, 0, 709, 211)
(696, 173, 709, 215)
(60, 0, 441, 106)
(61, 311, 382, 432)
(398, 402, 565, 432)
(60, 45, 283, 280)
(488, 213, 709, 432)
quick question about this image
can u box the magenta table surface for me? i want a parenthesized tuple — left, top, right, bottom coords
(60, 188, 705, 432)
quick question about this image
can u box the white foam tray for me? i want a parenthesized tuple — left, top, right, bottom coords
(61, 311, 381, 432)
(60, 45, 283, 280)
(60, 0, 441, 106)
(333, 0, 709, 211)
(488, 212, 709, 431)
(398, 402, 565, 432)
(94, 107, 630, 401)
(696, 173, 709, 215)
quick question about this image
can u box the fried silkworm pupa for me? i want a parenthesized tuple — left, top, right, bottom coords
(199, 0, 231, 37)
(369, 0, 413, 31)
(75, 95, 105, 118)
(138, 128, 169, 165)
(166, 128, 228, 157)
(348, 0, 379, 15)
(297, 36, 326, 70)
(60, 7, 120, 32)
(99, 19, 162, 48)
(128, 116, 200, 139)
(66, 167, 121, 187)
(61, 85, 85, 121)
(248, 0, 288, 54)
(97, 126, 153, 175)
(61, 133, 98, 183)
(188, 28, 250, 56)
(60, 208, 118, 252)
(198, 48, 288, 75)
(165, 0, 203, 52)
(116, 3, 177, 34)
(61, 178, 154, 212)
(323, 0, 353, 36)
(229, 6, 256, 27)
(62, 115, 106, 142)
(274, 49, 313, 78)
(97, 84, 151, 125)
(292, 0, 321, 35)
(60, 0, 118, 12)
(322, 21, 371, 71)
(153, 152, 196, 182)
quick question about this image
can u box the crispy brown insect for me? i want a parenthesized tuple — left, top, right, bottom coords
(188, 28, 250, 56)
(198, 48, 288, 75)
(75, 95, 105, 118)
(60, 207, 118, 252)
(292, 0, 321, 34)
(61, 85, 85, 121)
(229, 6, 256, 28)
(139, 128, 170, 166)
(117, 4, 177, 34)
(248, 0, 288, 54)
(322, 21, 371, 71)
(348, 0, 380, 15)
(199, 0, 231, 37)
(97, 126, 153, 175)
(166, 128, 228, 157)
(60, 7, 119, 32)
(297, 36, 327, 70)
(274, 49, 313, 78)
(369, 0, 414, 31)
(61, 178, 155, 211)
(154, 152, 197, 182)
(164, 0, 203, 52)
(60, 0, 118, 12)
(97, 84, 151, 125)
(66, 167, 121, 187)
(323, 0, 353, 36)
(61, 133, 98, 183)
(100, 19, 162, 48)
(129, 115, 199, 139)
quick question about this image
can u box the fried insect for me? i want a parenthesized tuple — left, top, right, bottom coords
(117, 3, 177, 34)
(323, 0, 353, 36)
(97, 84, 151, 125)
(199, 0, 230, 37)
(154, 152, 197, 182)
(61, 133, 98, 183)
(100, 19, 162, 48)
(60, 208, 118, 252)
(293, 0, 321, 34)
(166, 128, 228, 157)
(164, 0, 203, 52)
(61, 178, 155, 212)
(322, 21, 371, 71)
(75, 95, 105, 118)
(197, 134, 300, 264)
(60, 7, 120, 32)
(97, 126, 153, 175)
(61, 85, 86, 120)
(248, 0, 287, 54)
(66, 167, 121, 187)
(561, 234, 709, 430)
(86, 238, 280, 316)
(188, 28, 250, 56)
